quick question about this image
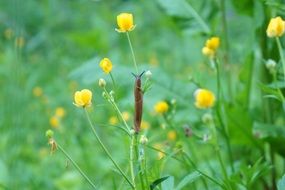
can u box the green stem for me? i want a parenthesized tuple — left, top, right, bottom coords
(130, 135, 136, 189)
(210, 123, 232, 190)
(276, 37, 285, 83)
(109, 72, 116, 91)
(214, 58, 235, 173)
(134, 134, 146, 190)
(273, 71, 285, 101)
(57, 143, 97, 189)
(103, 88, 131, 133)
(220, 0, 229, 63)
(84, 109, 135, 189)
(126, 32, 139, 74)
(142, 145, 150, 188)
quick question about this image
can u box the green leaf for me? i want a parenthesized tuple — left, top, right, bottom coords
(232, 0, 254, 16)
(258, 83, 283, 102)
(150, 176, 171, 190)
(277, 174, 285, 190)
(156, 0, 210, 33)
(175, 172, 201, 190)
(161, 176, 174, 190)
(253, 122, 285, 157)
(267, 81, 285, 89)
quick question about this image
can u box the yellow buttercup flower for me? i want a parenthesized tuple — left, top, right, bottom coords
(116, 13, 135, 33)
(206, 37, 220, 50)
(99, 58, 113, 74)
(74, 89, 92, 108)
(55, 107, 65, 118)
(267, 16, 285, 38)
(154, 101, 169, 114)
(202, 37, 220, 58)
(167, 130, 177, 141)
(194, 89, 215, 109)
(50, 116, 59, 128)
(202, 47, 215, 58)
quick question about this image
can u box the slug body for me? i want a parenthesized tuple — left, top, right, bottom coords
(133, 71, 145, 133)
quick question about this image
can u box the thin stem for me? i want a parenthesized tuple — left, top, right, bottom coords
(126, 32, 139, 74)
(103, 88, 131, 133)
(273, 71, 285, 101)
(130, 135, 136, 189)
(210, 122, 232, 190)
(109, 72, 116, 91)
(84, 109, 135, 189)
(220, 0, 229, 63)
(134, 134, 146, 190)
(276, 37, 285, 83)
(57, 143, 97, 189)
(142, 145, 150, 189)
(215, 146, 228, 181)
(214, 58, 234, 173)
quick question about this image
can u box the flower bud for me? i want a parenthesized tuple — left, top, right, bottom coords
(99, 58, 113, 74)
(145, 70, 152, 79)
(266, 16, 285, 38)
(202, 113, 213, 124)
(266, 59, 276, 70)
(140, 135, 148, 144)
(102, 91, 108, 99)
(130, 129, 136, 135)
(45, 129, 54, 139)
(98, 78, 106, 88)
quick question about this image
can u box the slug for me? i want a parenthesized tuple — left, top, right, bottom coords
(133, 71, 145, 133)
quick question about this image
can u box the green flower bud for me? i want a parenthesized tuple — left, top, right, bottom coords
(45, 129, 54, 139)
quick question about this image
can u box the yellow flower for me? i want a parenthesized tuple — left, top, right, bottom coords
(194, 89, 215, 109)
(154, 101, 169, 114)
(33, 87, 43, 97)
(55, 107, 65, 118)
(109, 116, 119, 125)
(99, 58, 113, 74)
(116, 13, 135, 33)
(267, 16, 285, 38)
(50, 116, 59, 128)
(202, 37, 220, 58)
(206, 37, 220, 51)
(74, 89, 92, 108)
(202, 47, 215, 58)
(167, 130, 177, 141)
(122, 111, 130, 121)
(141, 120, 150, 130)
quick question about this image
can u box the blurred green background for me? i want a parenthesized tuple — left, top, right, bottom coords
(1, 0, 285, 189)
